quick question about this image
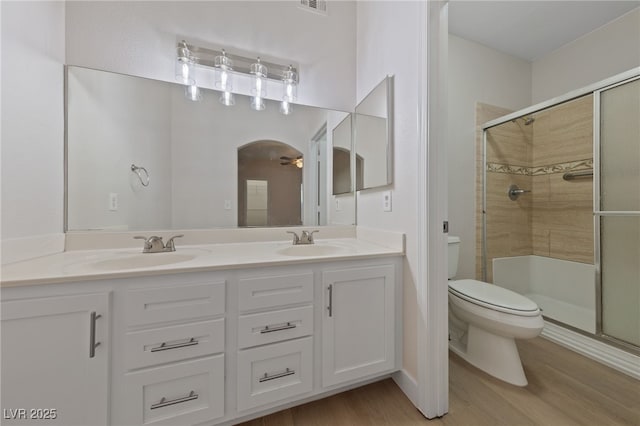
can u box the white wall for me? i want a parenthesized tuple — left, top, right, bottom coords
(355, 0, 421, 380)
(65, 1, 357, 112)
(447, 34, 532, 279)
(1, 1, 65, 241)
(532, 8, 640, 103)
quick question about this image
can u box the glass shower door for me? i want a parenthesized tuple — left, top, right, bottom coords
(598, 77, 640, 348)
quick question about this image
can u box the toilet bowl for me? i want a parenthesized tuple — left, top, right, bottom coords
(447, 237, 543, 386)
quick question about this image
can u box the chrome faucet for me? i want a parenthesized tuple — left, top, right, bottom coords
(287, 230, 319, 245)
(134, 235, 184, 253)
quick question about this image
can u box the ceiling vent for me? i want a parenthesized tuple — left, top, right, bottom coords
(299, 0, 327, 15)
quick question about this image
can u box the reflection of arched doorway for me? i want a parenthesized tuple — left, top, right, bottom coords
(238, 141, 303, 227)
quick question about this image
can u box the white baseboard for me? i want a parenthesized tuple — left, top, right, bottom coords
(541, 321, 640, 380)
(392, 369, 418, 407)
(1, 233, 65, 265)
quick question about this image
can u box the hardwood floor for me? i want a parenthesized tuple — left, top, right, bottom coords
(237, 337, 639, 425)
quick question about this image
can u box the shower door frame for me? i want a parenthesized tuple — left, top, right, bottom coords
(481, 67, 640, 353)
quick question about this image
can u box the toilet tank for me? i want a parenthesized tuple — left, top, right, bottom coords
(447, 236, 460, 279)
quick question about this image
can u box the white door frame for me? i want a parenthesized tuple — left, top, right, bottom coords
(417, 0, 449, 418)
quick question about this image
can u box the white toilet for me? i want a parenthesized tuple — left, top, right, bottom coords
(447, 236, 544, 386)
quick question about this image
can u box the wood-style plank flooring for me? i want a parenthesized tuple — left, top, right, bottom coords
(237, 337, 639, 425)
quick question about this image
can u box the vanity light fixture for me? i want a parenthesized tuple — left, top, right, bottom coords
(214, 50, 235, 106)
(174, 40, 299, 111)
(250, 58, 267, 111)
(175, 40, 195, 85)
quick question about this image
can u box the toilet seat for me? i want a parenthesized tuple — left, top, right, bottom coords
(449, 279, 540, 317)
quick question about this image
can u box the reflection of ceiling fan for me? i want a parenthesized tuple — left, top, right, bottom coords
(280, 156, 303, 168)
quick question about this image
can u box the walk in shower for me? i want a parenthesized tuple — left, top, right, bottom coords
(478, 70, 639, 353)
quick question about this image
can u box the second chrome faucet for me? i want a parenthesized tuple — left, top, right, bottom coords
(134, 235, 184, 253)
(286, 230, 319, 245)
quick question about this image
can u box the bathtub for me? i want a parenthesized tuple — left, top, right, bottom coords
(493, 255, 596, 333)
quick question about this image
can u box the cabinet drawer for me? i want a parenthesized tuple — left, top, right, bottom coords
(238, 272, 313, 312)
(126, 282, 225, 327)
(123, 355, 224, 425)
(237, 337, 312, 411)
(125, 319, 225, 370)
(238, 305, 313, 349)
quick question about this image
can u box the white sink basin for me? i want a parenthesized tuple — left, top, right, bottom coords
(277, 244, 345, 257)
(85, 249, 208, 271)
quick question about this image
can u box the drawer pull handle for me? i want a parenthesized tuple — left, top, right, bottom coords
(327, 284, 333, 317)
(260, 322, 297, 334)
(150, 338, 199, 352)
(150, 390, 198, 410)
(89, 312, 102, 358)
(259, 368, 295, 383)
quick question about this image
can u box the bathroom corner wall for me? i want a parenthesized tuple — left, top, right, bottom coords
(1, 1, 66, 243)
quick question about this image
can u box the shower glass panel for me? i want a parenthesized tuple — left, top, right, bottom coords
(599, 77, 640, 347)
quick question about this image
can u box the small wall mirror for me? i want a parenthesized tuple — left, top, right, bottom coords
(354, 75, 394, 190)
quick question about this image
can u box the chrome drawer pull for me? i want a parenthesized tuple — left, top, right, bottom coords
(150, 390, 198, 410)
(150, 337, 199, 352)
(89, 312, 102, 358)
(259, 368, 295, 383)
(260, 322, 297, 334)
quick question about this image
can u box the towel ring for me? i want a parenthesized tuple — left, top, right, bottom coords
(131, 164, 150, 187)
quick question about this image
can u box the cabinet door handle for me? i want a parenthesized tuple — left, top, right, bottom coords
(260, 322, 296, 334)
(150, 390, 198, 410)
(259, 368, 295, 383)
(150, 338, 199, 352)
(89, 311, 102, 358)
(327, 284, 333, 317)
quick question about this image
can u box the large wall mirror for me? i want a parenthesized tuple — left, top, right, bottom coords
(65, 66, 355, 231)
(354, 75, 394, 190)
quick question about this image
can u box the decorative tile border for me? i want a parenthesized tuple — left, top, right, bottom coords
(487, 158, 593, 176)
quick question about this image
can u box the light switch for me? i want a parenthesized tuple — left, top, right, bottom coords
(335, 198, 342, 211)
(224, 200, 232, 210)
(382, 191, 392, 212)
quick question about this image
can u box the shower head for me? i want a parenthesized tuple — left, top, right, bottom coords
(511, 116, 535, 126)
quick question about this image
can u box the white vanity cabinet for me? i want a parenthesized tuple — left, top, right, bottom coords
(0, 292, 110, 426)
(321, 264, 397, 387)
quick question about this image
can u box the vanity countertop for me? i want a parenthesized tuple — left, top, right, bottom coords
(1, 238, 404, 287)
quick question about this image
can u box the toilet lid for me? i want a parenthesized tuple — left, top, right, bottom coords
(449, 279, 540, 316)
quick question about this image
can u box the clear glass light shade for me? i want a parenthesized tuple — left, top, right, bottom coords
(185, 85, 202, 101)
(175, 57, 195, 85)
(250, 60, 268, 98)
(219, 91, 235, 106)
(282, 66, 298, 102)
(250, 96, 265, 111)
(280, 100, 292, 115)
(214, 52, 234, 92)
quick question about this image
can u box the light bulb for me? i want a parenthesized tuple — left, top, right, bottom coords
(280, 100, 292, 115)
(185, 85, 201, 101)
(220, 91, 235, 106)
(251, 96, 265, 111)
(215, 50, 234, 92)
(281, 65, 298, 102)
(175, 57, 195, 85)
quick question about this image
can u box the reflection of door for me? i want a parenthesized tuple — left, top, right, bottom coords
(245, 180, 268, 226)
(312, 129, 328, 226)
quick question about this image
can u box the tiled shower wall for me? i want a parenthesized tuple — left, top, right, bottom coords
(476, 95, 594, 282)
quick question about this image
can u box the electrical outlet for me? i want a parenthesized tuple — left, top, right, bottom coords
(109, 193, 118, 211)
(224, 200, 232, 210)
(382, 191, 392, 212)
